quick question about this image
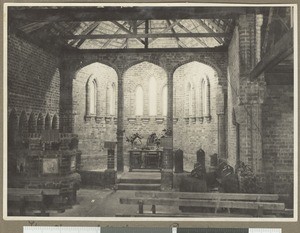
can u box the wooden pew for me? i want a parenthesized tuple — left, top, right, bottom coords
(8, 188, 61, 216)
(118, 191, 288, 217)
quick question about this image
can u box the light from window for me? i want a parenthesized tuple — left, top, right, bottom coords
(89, 80, 97, 115)
(135, 86, 144, 116)
(149, 77, 157, 116)
(110, 83, 116, 115)
(162, 85, 168, 116)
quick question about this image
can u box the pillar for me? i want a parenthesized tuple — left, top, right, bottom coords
(59, 61, 77, 133)
(216, 86, 226, 159)
(255, 14, 264, 64)
(161, 70, 174, 191)
(116, 71, 124, 172)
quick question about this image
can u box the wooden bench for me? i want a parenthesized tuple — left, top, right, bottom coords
(8, 188, 61, 216)
(119, 191, 290, 217)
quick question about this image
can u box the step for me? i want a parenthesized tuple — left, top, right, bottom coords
(118, 178, 161, 184)
(117, 183, 161, 191)
(131, 168, 161, 172)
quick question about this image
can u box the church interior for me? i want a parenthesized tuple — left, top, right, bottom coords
(6, 5, 295, 217)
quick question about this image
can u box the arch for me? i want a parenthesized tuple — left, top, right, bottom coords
(52, 114, 59, 130)
(202, 76, 211, 117)
(162, 85, 168, 117)
(135, 85, 144, 116)
(74, 61, 119, 79)
(123, 59, 166, 75)
(19, 111, 28, 135)
(86, 76, 97, 116)
(45, 113, 51, 130)
(8, 109, 18, 147)
(172, 59, 223, 85)
(185, 82, 195, 117)
(37, 113, 44, 133)
(28, 112, 37, 133)
(149, 77, 157, 116)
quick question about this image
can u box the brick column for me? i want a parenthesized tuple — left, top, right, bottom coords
(161, 70, 173, 191)
(255, 14, 264, 64)
(116, 72, 124, 172)
(216, 85, 226, 159)
(59, 61, 77, 133)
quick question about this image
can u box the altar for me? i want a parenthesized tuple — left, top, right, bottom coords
(128, 149, 163, 171)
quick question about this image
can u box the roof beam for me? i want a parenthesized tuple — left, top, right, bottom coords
(112, 21, 145, 45)
(250, 28, 293, 81)
(175, 21, 207, 47)
(166, 20, 186, 48)
(63, 32, 229, 40)
(196, 19, 224, 44)
(8, 7, 246, 22)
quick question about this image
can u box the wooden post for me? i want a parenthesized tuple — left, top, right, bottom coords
(138, 200, 144, 214)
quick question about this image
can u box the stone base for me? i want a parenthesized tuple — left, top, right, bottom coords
(161, 169, 173, 191)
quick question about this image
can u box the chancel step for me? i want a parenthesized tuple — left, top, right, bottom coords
(117, 183, 161, 191)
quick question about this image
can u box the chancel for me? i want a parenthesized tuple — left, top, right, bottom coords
(6, 4, 295, 218)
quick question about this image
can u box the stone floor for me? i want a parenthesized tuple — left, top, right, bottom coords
(53, 188, 180, 217)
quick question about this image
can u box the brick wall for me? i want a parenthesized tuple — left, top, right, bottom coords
(73, 63, 118, 170)
(173, 61, 220, 171)
(262, 84, 293, 194)
(8, 34, 60, 130)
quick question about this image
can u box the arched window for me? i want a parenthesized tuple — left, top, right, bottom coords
(149, 77, 157, 116)
(45, 113, 51, 130)
(8, 109, 18, 146)
(86, 77, 97, 116)
(28, 112, 37, 133)
(187, 82, 194, 116)
(37, 113, 44, 133)
(202, 77, 210, 117)
(162, 85, 168, 117)
(110, 83, 116, 116)
(135, 86, 144, 116)
(19, 111, 28, 135)
(52, 114, 59, 130)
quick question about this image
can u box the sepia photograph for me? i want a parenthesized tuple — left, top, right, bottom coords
(3, 3, 297, 220)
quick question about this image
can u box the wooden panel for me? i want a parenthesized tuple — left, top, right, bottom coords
(8, 188, 60, 196)
(135, 191, 281, 201)
(120, 198, 285, 210)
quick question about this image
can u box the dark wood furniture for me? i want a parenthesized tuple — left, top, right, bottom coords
(8, 188, 63, 216)
(128, 149, 163, 171)
(118, 191, 291, 217)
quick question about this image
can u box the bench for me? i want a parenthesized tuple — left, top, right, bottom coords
(8, 188, 62, 216)
(118, 191, 290, 217)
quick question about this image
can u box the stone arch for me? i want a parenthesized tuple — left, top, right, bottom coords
(171, 59, 224, 86)
(28, 112, 37, 133)
(74, 59, 120, 78)
(123, 59, 166, 75)
(8, 109, 19, 147)
(52, 114, 59, 130)
(45, 113, 51, 130)
(19, 111, 28, 135)
(37, 113, 44, 133)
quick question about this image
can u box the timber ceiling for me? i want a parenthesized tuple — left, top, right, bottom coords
(8, 6, 273, 51)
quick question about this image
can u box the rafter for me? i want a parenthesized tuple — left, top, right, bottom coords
(196, 19, 224, 44)
(64, 32, 229, 40)
(68, 21, 100, 47)
(166, 20, 187, 48)
(112, 21, 145, 45)
(149, 20, 182, 45)
(175, 21, 208, 47)
(102, 22, 128, 49)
